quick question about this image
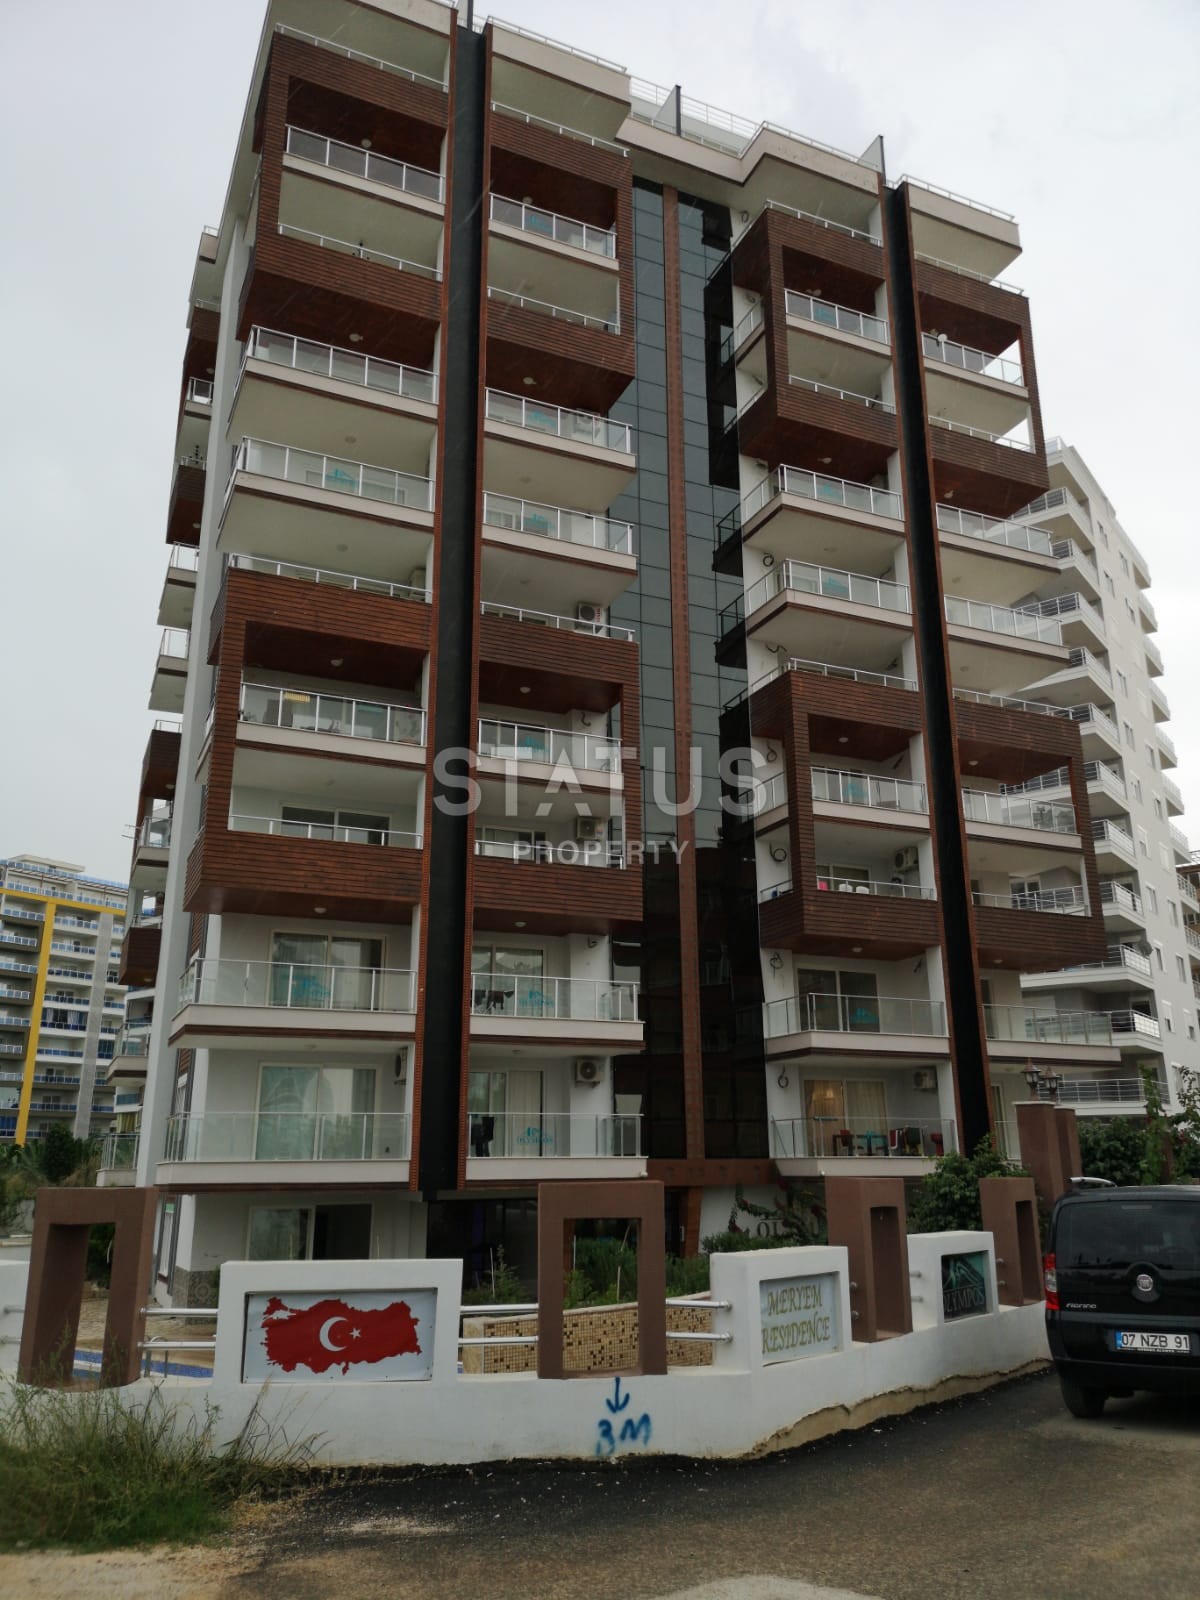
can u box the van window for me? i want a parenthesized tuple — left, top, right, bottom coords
(1059, 1201, 1200, 1269)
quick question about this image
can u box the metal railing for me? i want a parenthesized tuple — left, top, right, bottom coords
(239, 681, 426, 746)
(228, 814, 422, 849)
(99, 1132, 139, 1171)
(742, 463, 901, 524)
(490, 193, 615, 256)
(929, 414, 1033, 452)
(185, 377, 212, 406)
(490, 101, 628, 156)
(772, 1116, 955, 1160)
(812, 767, 927, 813)
(285, 125, 443, 201)
(468, 1112, 641, 1159)
(763, 991, 945, 1038)
(961, 789, 1076, 834)
(945, 594, 1062, 645)
(1058, 1077, 1147, 1105)
(164, 1110, 411, 1163)
(178, 958, 415, 1013)
(983, 1006, 1114, 1047)
(469, 973, 638, 1022)
(935, 503, 1053, 556)
(277, 222, 441, 280)
(914, 251, 1024, 294)
(480, 600, 635, 642)
(230, 437, 433, 511)
(225, 552, 429, 602)
(158, 627, 189, 660)
(274, 24, 446, 90)
(760, 198, 881, 244)
(974, 885, 1087, 914)
(788, 374, 894, 414)
(486, 284, 619, 334)
(482, 491, 633, 553)
(815, 871, 935, 901)
(744, 559, 909, 620)
(1099, 880, 1143, 917)
(922, 332, 1023, 385)
(484, 388, 632, 453)
(244, 326, 437, 404)
(478, 719, 620, 772)
(785, 290, 888, 344)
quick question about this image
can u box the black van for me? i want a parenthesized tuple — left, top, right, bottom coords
(1045, 1186, 1200, 1416)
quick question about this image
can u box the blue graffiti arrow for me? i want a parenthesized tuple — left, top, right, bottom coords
(606, 1375, 631, 1414)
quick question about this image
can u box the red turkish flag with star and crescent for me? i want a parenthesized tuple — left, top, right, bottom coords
(260, 1294, 422, 1375)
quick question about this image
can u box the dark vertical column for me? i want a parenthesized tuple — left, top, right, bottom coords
(419, 23, 485, 1198)
(882, 186, 992, 1155)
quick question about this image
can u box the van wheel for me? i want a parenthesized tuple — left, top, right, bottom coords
(1060, 1377, 1106, 1418)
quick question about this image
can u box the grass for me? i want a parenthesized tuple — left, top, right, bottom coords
(0, 1381, 314, 1551)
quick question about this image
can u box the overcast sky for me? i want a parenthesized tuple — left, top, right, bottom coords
(1, 0, 1197, 882)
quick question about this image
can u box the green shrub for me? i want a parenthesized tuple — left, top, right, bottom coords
(908, 1134, 1025, 1234)
(0, 1384, 311, 1551)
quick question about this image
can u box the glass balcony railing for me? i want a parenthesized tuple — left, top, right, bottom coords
(922, 332, 1023, 384)
(983, 1006, 1114, 1047)
(165, 1110, 411, 1163)
(484, 389, 632, 453)
(469, 973, 638, 1022)
(244, 326, 437, 404)
(239, 682, 426, 746)
(285, 125, 443, 202)
(489, 193, 616, 257)
(468, 1112, 641, 1160)
(481, 492, 633, 554)
(973, 885, 1087, 913)
(744, 559, 910, 620)
(178, 958, 415, 1013)
(477, 719, 621, 772)
(225, 552, 429, 603)
(486, 285, 619, 334)
(742, 463, 902, 525)
(230, 438, 433, 511)
(961, 789, 1076, 834)
(771, 1116, 955, 1160)
(784, 290, 888, 345)
(812, 767, 927, 813)
(228, 814, 422, 848)
(763, 991, 945, 1038)
(945, 595, 1062, 645)
(277, 222, 441, 280)
(936, 503, 1054, 557)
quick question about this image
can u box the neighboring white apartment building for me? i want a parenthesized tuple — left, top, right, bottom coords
(1006, 439, 1198, 1126)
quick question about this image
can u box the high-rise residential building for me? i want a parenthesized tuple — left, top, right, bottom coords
(0, 855, 127, 1146)
(130, 0, 1165, 1298)
(1004, 441, 1196, 1137)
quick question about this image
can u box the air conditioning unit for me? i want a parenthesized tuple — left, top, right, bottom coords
(913, 1068, 937, 1091)
(894, 846, 920, 873)
(575, 601, 606, 634)
(575, 815, 607, 842)
(575, 1057, 603, 1086)
(408, 566, 427, 593)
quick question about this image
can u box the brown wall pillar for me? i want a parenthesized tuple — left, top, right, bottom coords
(825, 1176, 913, 1341)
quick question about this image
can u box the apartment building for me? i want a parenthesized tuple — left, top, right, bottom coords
(0, 855, 127, 1146)
(129, 0, 1138, 1297)
(1001, 441, 1196, 1139)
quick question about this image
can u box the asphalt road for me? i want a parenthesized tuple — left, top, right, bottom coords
(217, 1369, 1200, 1600)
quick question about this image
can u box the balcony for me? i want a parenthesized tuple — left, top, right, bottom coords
(239, 681, 426, 766)
(160, 1110, 411, 1185)
(726, 465, 904, 577)
(944, 593, 1066, 695)
(149, 628, 189, 714)
(171, 956, 416, 1049)
(732, 559, 911, 674)
(772, 1116, 955, 1174)
(230, 328, 437, 485)
(962, 789, 1077, 837)
(483, 389, 635, 510)
(219, 437, 434, 577)
(157, 544, 198, 630)
(465, 1112, 644, 1180)
(481, 490, 636, 613)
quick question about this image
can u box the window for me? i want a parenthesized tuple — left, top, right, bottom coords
(280, 805, 391, 844)
(269, 932, 384, 1009)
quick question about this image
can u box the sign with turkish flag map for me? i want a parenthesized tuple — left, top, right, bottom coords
(242, 1289, 437, 1382)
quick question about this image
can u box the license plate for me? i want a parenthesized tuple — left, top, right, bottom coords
(1114, 1331, 1192, 1354)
